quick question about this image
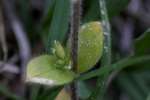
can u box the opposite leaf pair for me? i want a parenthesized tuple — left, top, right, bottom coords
(26, 21, 104, 86)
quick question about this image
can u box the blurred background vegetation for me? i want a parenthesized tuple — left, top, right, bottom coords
(0, 0, 150, 100)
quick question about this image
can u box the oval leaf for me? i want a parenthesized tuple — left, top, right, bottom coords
(26, 55, 75, 86)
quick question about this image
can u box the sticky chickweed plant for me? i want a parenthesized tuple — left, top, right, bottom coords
(26, 0, 150, 100)
(0, 0, 150, 100)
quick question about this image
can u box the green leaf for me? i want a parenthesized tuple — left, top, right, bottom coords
(28, 83, 62, 100)
(83, 0, 100, 23)
(45, 0, 70, 52)
(132, 29, 150, 70)
(37, 86, 62, 100)
(114, 29, 150, 100)
(83, 0, 130, 22)
(132, 74, 149, 96)
(29, 84, 41, 100)
(135, 29, 150, 56)
(42, 0, 56, 30)
(118, 73, 145, 100)
(26, 55, 75, 86)
(17, 0, 34, 35)
(77, 81, 91, 99)
(77, 22, 103, 73)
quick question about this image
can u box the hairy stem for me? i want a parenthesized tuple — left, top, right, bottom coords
(89, 0, 111, 99)
(70, 0, 81, 100)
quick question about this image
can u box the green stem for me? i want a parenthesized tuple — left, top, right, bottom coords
(78, 55, 150, 81)
(100, 0, 111, 65)
(89, 0, 111, 99)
